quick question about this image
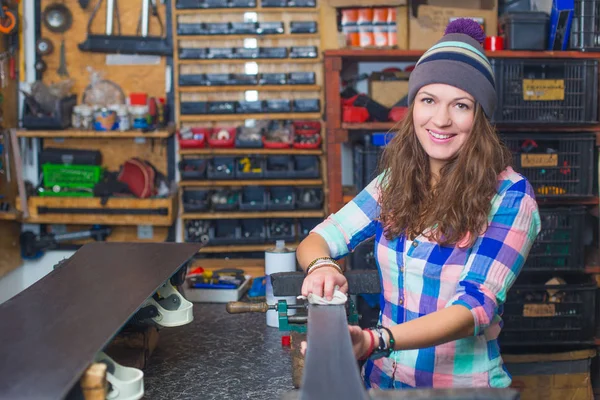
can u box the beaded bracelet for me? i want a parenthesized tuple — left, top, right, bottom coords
(306, 262, 343, 276)
(307, 256, 343, 272)
(359, 329, 376, 360)
(379, 326, 396, 351)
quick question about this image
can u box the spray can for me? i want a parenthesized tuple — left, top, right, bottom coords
(265, 240, 297, 328)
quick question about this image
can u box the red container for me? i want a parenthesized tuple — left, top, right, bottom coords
(293, 134, 322, 149)
(293, 120, 321, 134)
(208, 127, 236, 148)
(263, 136, 292, 149)
(130, 93, 148, 106)
(178, 128, 208, 149)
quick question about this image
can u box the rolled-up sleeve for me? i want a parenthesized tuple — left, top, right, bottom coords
(311, 173, 384, 259)
(448, 179, 541, 336)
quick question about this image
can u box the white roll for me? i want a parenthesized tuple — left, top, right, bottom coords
(265, 240, 297, 328)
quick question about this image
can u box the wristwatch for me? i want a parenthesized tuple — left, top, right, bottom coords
(368, 327, 393, 360)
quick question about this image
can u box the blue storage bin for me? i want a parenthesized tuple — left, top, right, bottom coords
(207, 156, 235, 180)
(240, 219, 267, 244)
(236, 156, 264, 179)
(291, 155, 319, 179)
(268, 186, 295, 211)
(240, 186, 267, 211)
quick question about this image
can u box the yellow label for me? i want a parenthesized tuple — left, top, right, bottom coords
(523, 304, 556, 317)
(523, 79, 565, 101)
(521, 153, 558, 168)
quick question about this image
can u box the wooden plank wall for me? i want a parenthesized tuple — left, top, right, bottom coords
(40, 0, 167, 98)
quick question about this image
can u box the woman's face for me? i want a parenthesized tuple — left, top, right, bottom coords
(412, 83, 476, 172)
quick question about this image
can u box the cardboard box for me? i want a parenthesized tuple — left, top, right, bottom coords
(409, 0, 499, 50)
(504, 349, 596, 400)
(369, 71, 410, 108)
(325, 0, 406, 7)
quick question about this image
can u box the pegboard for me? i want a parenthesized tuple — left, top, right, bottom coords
(38, 0, 169, 99)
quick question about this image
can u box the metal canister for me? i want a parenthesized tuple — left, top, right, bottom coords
(94, 107, 118, 131)
(265, 240, 298, 328)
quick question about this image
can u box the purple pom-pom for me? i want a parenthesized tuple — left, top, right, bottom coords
(444, 18, 486, 44)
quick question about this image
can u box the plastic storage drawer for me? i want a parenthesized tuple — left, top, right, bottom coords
(239, 186, 267, 211)
(212, 189, 239, 211)
(236, 156, 264, 179)
(268, 186, 295, 210)
(182, 189, 211, 212)
(240, 219, 267, 244)
(207, 156, 235, 180)
(297, 218, 322, 240)
(296, 187, 323, 209)
(208, 220, 241, 245)
(267, 218, 296, 242)
(265, 155, 292, 179)
(178, 158, 208, 180)
(291, 155, 319, 179)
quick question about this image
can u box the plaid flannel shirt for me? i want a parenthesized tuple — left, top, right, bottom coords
(311, 166, 541, 389)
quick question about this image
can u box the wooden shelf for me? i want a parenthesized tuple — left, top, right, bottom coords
(178, 58, 321, 65)
(175, 7, 319, 15)
(0, 211, 19, 221)
(182, 210, 324, 219)
(16, 129, 174, 139)
(536, 197, 599, 205)
(16, 195, 178, 226)
(342, 122, 397, 131)
(177, 33, 319, 40)
(180, 112, 321, 122)
(585, 266, 600, 274)
(199, 242, 300, 253)
(324, 49, 600, 61)
(179, 148, 322, 155)
(178, 84, 321, 93)
(180, 179, 322, 187)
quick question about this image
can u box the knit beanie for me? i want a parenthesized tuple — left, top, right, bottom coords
(407, 18, 496, 118)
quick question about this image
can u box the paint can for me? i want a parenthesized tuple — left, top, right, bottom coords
(265, 240, 297, 328)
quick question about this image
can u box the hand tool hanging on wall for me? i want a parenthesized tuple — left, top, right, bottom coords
(42, 2, 72, 33)
(57, 39, 69, 77)
(137, 0, 163, 37)
(20, 225, 112, 259)
(79, 0, 171, 55)
(0, 1, 16, 35)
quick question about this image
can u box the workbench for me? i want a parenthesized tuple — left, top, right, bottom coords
(143, 303, 294, 400)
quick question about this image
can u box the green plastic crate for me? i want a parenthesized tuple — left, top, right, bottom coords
(42, 163, 103, 189)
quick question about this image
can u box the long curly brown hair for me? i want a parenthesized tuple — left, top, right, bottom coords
(378, 103, 512, 248)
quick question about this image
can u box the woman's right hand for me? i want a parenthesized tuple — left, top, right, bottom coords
(301, 266, 348, 301)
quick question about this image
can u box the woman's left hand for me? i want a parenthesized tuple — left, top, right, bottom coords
(300, 325, 372, 360)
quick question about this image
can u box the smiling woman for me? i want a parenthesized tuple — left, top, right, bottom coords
(295, 18, 542, 391)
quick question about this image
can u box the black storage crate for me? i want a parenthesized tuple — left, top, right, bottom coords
(179, 74, 206, 86)
(179, 48, 207, 59)
(178, 158, 208, 180)
(183, 189, 211, 212)
(267, 218, 296, 242)
(353, 143, 383, 191)
(177, 23, 207, 35)
(351, 238, 377, 270)
(499, 275, 597, 345)
(207, 156, 235, 180)
(291, 155, 319, 179)
(236, 156, 264, 179)
(297, 218, 322, 240)
(265, 155, 292, 179)
(525, 206, 587, 272)
(212, 189, 239, 211)
(180, 101, 207, 115)
(501, 133, 595, 197)
(240, 186, 267, 211)
(22, 94, 77, 130)
(492, 58, 599, 124)
(235, 127, 264, 148)
(296, 187, 323, 209)
(240, 219, 267, 244)
(570, 0, 600, 51)
(209, 220, 241, 245)
(268, 186, 296, 210)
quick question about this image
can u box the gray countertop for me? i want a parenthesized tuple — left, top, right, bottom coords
(143, 303, 296, 400)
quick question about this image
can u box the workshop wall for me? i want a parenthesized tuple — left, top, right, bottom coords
(39, 0, 167, 98)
